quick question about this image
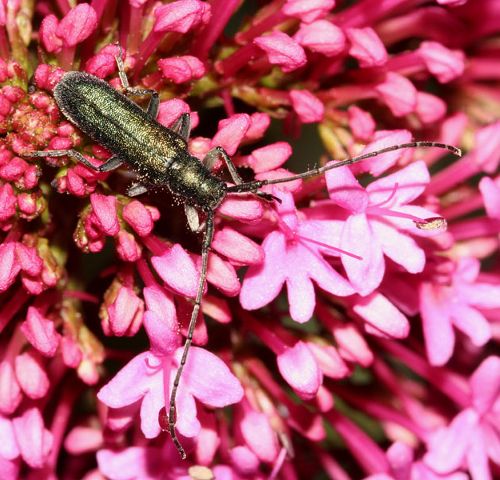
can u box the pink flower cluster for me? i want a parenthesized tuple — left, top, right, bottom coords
(0, 0, 498, 479)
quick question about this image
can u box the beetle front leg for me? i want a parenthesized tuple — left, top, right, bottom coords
(114, 47, 159, 119)
(25, 149, 124, 172)
(170, 113, 191, 140)
(203, 147, 278, 203)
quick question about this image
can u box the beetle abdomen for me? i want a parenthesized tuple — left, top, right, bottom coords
(54, 71, 185, 177)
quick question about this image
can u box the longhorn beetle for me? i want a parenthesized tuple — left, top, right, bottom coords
(25, 48, 461, 459)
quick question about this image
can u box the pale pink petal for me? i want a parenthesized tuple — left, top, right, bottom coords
(470, 356, 500, 416)
(151, 244, 198, 297)
(139, 375, 164, 439)
(246, 142, 292, 173)
(12, 407, 53, 469)
(174, 346, 243, 407)
(277, 341, 322, 400)
(64, 426, 103, 454)
(174, 385, 200, 437)
(254, 31, 307, 72)
(275, 189, 298, 230)
(57, 4, 97, 47)
(153, 0, 206, 34)
(97, 447, 161, 480)
(122, 200, 155, 237)
(290, 90, 325, 123)
(218, 195, 264, 221)
(20, 306, 60, 357)
(286, 266, 316, 323)
(97, 352, 158, 408)
(240, 231, 287, 310)
(240, 411, 280, 463)
(449, 303, 491, 347)
(418, 41, 465, 83)
(230, 445, 259, 474)
(479, 176, 500, 219)
(307, 342, 349, 379)
(466, 429, 491, 480)
(195, 410, 219, 465)
(211, 227, 264, 265)
(294, 20, 345, 57)
(283, 0, 335, 23)
(483, 422, 500, 464)
(326, 165, 368, 213)
(375, 73, 417, 117)
(371, 220, 425, 273)
(333, 324, 374, 367)
(212, 114, 250, 155)
(348, 106, 375, 141)
(0, 362, 22, 415)
(0, 243, 20, 292)
(0, 457, 20, 480)
(367, 161, 430, 206)
(424, 409, 478, 473)
(0, 416, 19, 460)
(205, 253, 240, 296)
(14, 352, 50, 399)
(420, 283, 455, 366)
(416, 91, 447, 124)
(346, 27, 388, 67)
(353, 293, 410, 339)
(472, 121, 500, 174)
(386, 442, 413, 480)
(341, 214, 385, 295)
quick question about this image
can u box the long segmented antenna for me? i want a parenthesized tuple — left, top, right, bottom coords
(227, 141, 461, 193)
(168, 211, 215, 460)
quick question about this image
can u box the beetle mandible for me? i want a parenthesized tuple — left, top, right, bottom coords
(25, 48, 461, 459)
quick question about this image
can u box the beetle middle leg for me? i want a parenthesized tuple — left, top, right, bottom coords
(25, 149, 124, 172)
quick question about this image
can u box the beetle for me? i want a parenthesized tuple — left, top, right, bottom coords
(25, 48, 461, 459)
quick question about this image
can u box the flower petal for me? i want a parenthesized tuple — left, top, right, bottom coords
(470, 356, 500, 416)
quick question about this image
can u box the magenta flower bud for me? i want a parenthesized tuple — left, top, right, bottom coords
(211, 114, 250, 156)
(56, 4, 98, 48)
(102, 284, 144, 337)
(33, 65, 65, 92)
(203, 252, 240, 296)
(115, 231, 142, 262)
(0, 182, 16, 223)
(14, 351, 50, 399)
(246, 141, 292, 173)
(346, 27, 388, 68)
(157, 98, 192, 128)
(479, 177, 500, 219)
(254, 31, 307, 73)
(307, 342, 349, 379)
(12, 408, 53, 469)
(20, 306, 60, 357)
(283, 0, 336, 23)
(277, 341, 322, 400)
(415, 91, 447, 124)
(84, 52, 117, 78)
(244, 112, 271, 141)
(418, 41, 465, 83)
(217, 195, 264, 221)
(15, 244, 43, 277)
(151, 243, 199, 297)
(375, 72, 417, 117)
(0, 361, 22, 415)
(64, 426, 103, 455)
(240, 411, 280, 463)
(39, 15, 63, 53)
(0, 156, 26, 181)
(61, 336, 83, 368)
(290, 90, 325, 123)
(348, 105, 375, 141)
(158, 55, 206, 83)
(122, 200, 155, 237)
(0, 243, 21, 292)
(90, 193, 120, 236)
(153, 0, 208, 33)
(294, 20, 346, 57)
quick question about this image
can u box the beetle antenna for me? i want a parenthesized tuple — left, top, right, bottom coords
(168, 211, 215, 459)
(227, 141, 461, 194)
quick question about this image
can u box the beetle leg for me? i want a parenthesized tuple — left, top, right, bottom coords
(203, 147, 278, 202)
(127, 182, 149, 197)
(24, 149, 124, 172)
(114, 46, 159, 119)
(170, 113, 191, 140)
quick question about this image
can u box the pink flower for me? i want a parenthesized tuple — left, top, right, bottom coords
(153, 0, 208, 33)
(294, 20, 346, 57)
(424, 356, 500, 480)
(290, 90, 325, 123)
(346, 27, 388, 67)
(158, 55, 206, 83)
(420, 258, 500, 366)
(323, 161, 436, 295)
(418, 41, 465, 83)
(375, 72, 417, 117)
(283, 0, 336, 23)
(240, 190, 354, 323)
